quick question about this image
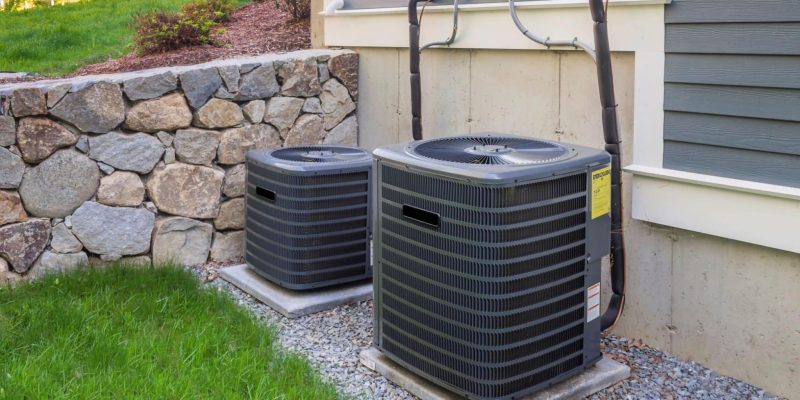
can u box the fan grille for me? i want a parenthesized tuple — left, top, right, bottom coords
(272, 146, 370, 163)
(410, 136, 573, 165)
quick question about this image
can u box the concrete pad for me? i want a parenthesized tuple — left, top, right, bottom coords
(360, 347, 630, 400)
(219, 264, 372, 318)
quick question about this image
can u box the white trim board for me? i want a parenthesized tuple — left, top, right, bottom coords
(628, 165, 800, 254)
(326, 0, 670, 16)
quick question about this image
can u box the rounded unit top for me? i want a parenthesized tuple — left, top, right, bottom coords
(409, 135, 576, 166)
(373, 133, 610, 184)
(247, 145, 373, 173)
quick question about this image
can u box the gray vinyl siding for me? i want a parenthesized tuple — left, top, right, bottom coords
(664, 0, 800, 188)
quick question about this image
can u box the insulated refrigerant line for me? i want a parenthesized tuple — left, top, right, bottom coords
(408, 0, 459, 140)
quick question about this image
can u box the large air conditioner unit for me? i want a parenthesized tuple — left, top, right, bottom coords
(245, 145, 373, 290)
(372, 134, 611, 399)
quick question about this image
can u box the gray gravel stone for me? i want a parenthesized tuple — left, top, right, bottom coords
(180, 67, 223, 109)
(50, 82, 125, 133)
(187, 265, 784, 400)
(70, 201, 154, 256)
(88, 131, 164, 174)
(123, 72, 177, 100)
(19, 149, 99, 218)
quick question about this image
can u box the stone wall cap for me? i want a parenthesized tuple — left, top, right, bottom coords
(0, 49, 356, 96)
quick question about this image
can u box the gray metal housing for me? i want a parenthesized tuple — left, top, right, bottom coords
(245, 146, 373, 290)
(372, 134, 611, 399)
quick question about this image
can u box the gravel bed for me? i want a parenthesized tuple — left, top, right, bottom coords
(191, 264, 781, 400)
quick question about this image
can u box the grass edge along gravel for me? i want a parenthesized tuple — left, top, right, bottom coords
(0, 263, 342, 399)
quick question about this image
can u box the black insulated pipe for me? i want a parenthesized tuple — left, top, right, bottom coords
(409, 0, 424, 140)
(589, 0, 626, 332)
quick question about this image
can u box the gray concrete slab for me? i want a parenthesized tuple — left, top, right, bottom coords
(360, 347, 630, 400)
(219, 264, 372, 318)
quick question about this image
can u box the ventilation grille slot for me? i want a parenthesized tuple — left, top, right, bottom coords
(377, 165, 589, 398)
(245, 160, 371, 289)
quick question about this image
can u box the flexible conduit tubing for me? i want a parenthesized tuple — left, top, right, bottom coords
(408, 0, 424, 140)
(588, 0, 626, 332)
(421, 0, 459, 51)
(509, 0, 596, 61)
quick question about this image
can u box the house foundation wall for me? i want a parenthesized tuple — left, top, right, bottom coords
(350, 46, 800, 399)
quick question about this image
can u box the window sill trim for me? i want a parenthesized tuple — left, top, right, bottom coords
(625, 164, 800, 202)
(626, 164, 800, 254)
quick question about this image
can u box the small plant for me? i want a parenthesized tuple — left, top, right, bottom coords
(132, 0, 236, 55)
(271, 0, 310, 21)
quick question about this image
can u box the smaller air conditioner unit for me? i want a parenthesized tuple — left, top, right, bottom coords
(245, 145, 373, 290)
(372, 134, 611, 399)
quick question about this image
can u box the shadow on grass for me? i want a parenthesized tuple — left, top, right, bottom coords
(0, 262, 342, 399)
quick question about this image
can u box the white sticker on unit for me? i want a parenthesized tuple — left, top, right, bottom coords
(587, 283, 600, 323)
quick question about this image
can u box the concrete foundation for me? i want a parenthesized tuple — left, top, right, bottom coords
(359, 347, 630, 400)
(219, 264, 373, 318)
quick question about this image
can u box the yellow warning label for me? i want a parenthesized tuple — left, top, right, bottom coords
(591, 166, 611, 220)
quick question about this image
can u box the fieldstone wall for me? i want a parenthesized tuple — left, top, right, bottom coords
(0, 49, 359, 285)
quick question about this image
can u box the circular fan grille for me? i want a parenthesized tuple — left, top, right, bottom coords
(271, 146, 369, 163)
(410, 136, 573, 165)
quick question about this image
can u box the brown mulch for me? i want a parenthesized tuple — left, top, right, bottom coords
(1, 1, 310, 84)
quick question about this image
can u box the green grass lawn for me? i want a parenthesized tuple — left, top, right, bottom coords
(0, 265, 341, 399)
(0, 0, 248, 76)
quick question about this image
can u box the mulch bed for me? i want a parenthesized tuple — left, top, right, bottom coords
(0, 1, 310, 84)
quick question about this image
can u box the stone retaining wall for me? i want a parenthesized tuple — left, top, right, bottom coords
(0, 49, 359, 285)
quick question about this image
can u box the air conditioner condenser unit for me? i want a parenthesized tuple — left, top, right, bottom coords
(372, 134, 611, 399)
(245, 145, 373, 290)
